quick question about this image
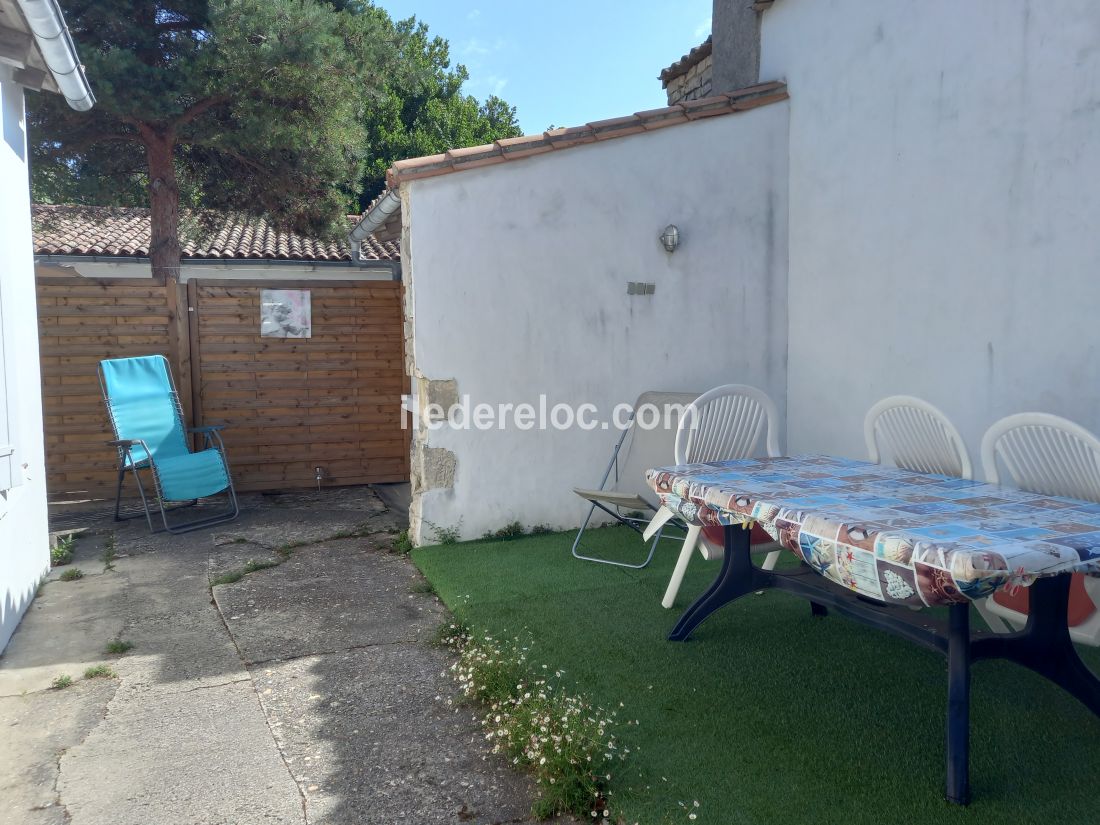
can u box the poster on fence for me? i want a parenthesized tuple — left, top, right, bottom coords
(260, 289, 311, 338)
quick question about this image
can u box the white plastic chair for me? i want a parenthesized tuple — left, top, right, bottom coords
(862, 396, 1010, 627)
(865, 395, 973, 480)
(645, 384, 783, 608)
(979, 413, 1100, 645)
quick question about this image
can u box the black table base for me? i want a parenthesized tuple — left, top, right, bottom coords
(668, 523, 1100, 805)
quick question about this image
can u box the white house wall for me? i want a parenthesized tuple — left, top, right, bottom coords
(761, 0, 1100, 464)
(405, 103, 789, 541)
(0, 72, 50, 651)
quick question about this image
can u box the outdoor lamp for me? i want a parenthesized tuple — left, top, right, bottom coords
(659, 224, 680, 253)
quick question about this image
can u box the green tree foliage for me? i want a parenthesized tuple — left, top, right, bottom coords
(29, 0, 394, 280)
(29, 2, 522, 277)
(357, 16, 522, 206)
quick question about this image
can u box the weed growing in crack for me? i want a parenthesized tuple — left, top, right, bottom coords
(51, 535, 75, 566)
(83, 665, 117, 680)
(59, 568, 84, 582)
(102, 532, 118, 571)
(211, 558, 280, 586)
(50, 674, 74, 690)
(105, 638, 134, 655)
(392, 529, 413, 554)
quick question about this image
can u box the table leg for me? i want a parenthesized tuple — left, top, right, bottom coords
(945, 602, 971, 805)
(972, 575, 1100, 717)
(668, 523, 754, 641)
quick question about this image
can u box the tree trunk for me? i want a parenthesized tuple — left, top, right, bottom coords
(144, 129, 181, 283)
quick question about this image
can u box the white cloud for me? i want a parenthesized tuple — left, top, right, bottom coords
(694, 16, 711, 39)
(460, 38, 490, 58)
(484, 74, 508, 96)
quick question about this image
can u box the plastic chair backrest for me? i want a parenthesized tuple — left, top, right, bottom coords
(865, 395, 972, 479)
(614, 391, 701, 499)
(675, 384, 780, 464)
(980, 412, 1100, 501)
(99, 355, 189, 463)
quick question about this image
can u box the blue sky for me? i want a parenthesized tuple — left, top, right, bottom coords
(375, 1, 713, 134)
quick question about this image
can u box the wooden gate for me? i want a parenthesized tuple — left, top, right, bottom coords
(37, 275, 409, 497)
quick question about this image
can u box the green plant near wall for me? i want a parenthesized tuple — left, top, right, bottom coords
(51, 535, 75, 566)
(480, 521, 527, 542)
(443, 626, 626, 820)
(392, 530, 414, 554)
(425, 519, 463, 545)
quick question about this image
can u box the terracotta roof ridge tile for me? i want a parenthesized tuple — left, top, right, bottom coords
(495, 133, 553, 159)
(383, 81, 788, 187)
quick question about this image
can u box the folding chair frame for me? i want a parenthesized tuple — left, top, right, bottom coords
(100, 362, 239, 534)
(571, 420, 686, 569)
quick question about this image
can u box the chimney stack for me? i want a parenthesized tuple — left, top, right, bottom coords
(711, 0, 762, 94)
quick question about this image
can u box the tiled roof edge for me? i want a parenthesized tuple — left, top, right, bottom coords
(31, 204, 400, 263)
(659, 35, 713, 86)
(385, 81, 788, 189)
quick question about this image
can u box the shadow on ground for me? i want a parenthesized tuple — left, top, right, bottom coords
(2, 485, 560, 825)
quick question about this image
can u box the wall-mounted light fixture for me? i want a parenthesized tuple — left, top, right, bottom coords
(659, 224, 680, 253)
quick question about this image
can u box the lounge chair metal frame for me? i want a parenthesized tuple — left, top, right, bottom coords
(99, 356, 239, 534)
(571, 422, 681, 568)
(571, 392, 699, 568)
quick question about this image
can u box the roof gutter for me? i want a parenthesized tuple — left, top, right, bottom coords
(348, 188, 400, 260)
(15, 0, 94, 111)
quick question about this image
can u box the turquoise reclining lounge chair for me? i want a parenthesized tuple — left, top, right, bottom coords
(99, 355, 239, 533)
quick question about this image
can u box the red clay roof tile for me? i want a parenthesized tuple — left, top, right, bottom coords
(659, 35, 713, 86)
(380, 81, 787, 189)
(32, 205, 399, 262)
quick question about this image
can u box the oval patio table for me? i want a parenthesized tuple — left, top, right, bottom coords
(646, 454, 1100, 806)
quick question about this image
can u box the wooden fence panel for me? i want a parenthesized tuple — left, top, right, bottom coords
(37, 274, 410, 497)
(191, 279, 409, 492)
(37, 277, 173, 495)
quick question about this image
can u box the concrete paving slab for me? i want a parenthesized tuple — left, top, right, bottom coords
(250, 645, 535, 825)
(0, 486, 553, 825)
(213, 539, 445, 665)
(0, 541, 127, 696)
(58, 679, 304, 825)
(0, 682, 115, 825)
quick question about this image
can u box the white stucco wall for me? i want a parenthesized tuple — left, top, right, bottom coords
(404, 103, 789, 540)
(0, 71, 50, 652)
(761, 0, 1100, 467)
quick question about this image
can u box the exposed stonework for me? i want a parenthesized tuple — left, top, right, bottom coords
(420, 377, 459, 421)
(418, 447, 456, 491)
(665, 52, 714, 105)
(659, 2, 768, 106)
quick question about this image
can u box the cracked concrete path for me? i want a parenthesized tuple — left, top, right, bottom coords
(1, 487, 550, 825)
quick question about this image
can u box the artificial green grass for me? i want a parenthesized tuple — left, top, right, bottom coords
(413, 527, 1100, 825)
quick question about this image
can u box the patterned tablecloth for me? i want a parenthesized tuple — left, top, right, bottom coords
(646, 455, 1100, 606)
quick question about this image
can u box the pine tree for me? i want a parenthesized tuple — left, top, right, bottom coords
(29, 1, 394, 281)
